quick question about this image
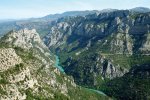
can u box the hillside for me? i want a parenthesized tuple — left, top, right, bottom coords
(100, 64, 150, 99)
(0, 28, 108, 100)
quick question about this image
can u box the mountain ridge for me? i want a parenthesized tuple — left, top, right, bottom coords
(0, 7, 149, 37)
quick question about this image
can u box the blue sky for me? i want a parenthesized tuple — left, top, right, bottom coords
(0, 0, 150, 19)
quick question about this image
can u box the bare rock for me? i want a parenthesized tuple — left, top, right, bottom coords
(0, 48, 22, 72)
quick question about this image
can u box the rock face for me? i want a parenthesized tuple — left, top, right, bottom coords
(5, 28, 46, 49)
(140, 33, 150, 53)
(44, 10, 150, 87)
(64, 53, 128, 87)
(100, 58, 126, 79)
(102, 64, 150, 100)
(0, 29, 107, 100)
(0, 48, 22, 72)
(45, 10, 150, 54)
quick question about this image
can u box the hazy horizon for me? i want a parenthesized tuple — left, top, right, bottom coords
(0, 0, 150, 20)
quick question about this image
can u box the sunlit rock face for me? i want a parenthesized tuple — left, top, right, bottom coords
(0, 48, 22, 72)
(45, 10, 150, 55)
(5, 28, 45, 49)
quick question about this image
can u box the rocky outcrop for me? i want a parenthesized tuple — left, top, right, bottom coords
(0, 48, 22, 72)
(110, 32, 133, 54)
(1, 84, 27, 100)
(5, 28, 46, 49)
(100, 57, 127, 79)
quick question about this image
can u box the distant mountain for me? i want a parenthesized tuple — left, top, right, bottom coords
(42, 10, 99, 20)
(130, 7, 150, 13)
(0, 9, 117, 37)
(0, 19, 17, 23)
(0, 7, 149, 37)
(42, 9, 117, 21)
(99, 8, 118, 13)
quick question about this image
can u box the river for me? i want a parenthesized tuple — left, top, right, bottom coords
(54, 56, 65, 72)
(54, 55, 106, 96)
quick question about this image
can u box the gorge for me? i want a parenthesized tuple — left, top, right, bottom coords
(54, 55, 106, 96)
(0, 7, 150, 100)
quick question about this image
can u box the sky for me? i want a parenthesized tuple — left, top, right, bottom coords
(0, 0, 150, 19)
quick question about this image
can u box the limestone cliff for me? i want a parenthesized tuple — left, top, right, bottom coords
(0, 48, 22, 72)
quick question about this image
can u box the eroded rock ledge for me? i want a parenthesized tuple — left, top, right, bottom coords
(0, 48, 22, 72)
